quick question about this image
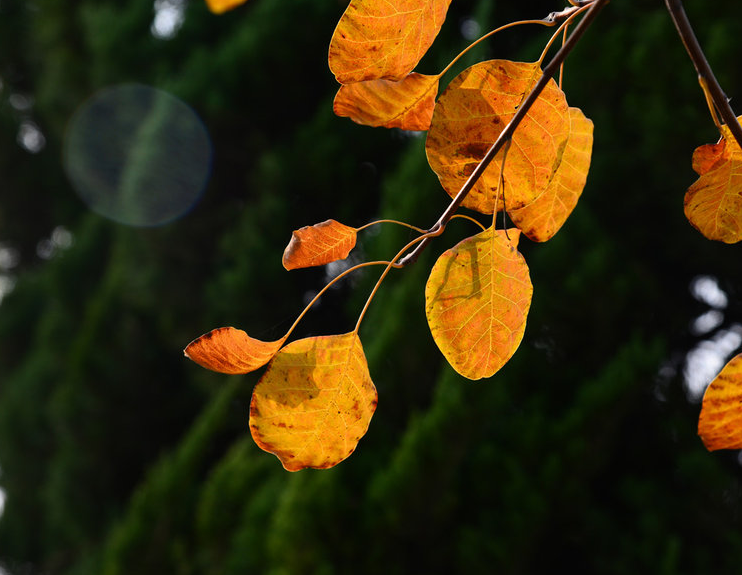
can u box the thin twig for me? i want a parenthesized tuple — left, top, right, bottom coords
(397, 0, 608, 267)
(664, 0, 742, 148)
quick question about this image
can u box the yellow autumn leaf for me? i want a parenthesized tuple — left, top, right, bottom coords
(509, 107, 593, 242)
(425, 227, 532, 380)
(249, 332, 377, 471)
(283, 219, 357, 270)
(205, 0, 247, 14)
(425, 60, 570, 214)
(328, 0, 452, 84)
(698, 353, 742, 450)
(684, 120, 742, 243)
(333, 73, 439, 131)
(184, 327, 285, 374)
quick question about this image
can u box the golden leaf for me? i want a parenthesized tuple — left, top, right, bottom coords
(425, 227, 532, 380)
(205, 0, 247, 14)
(698, 353, 742, 450)
(333, 73, 439, 131)
(249, 333, 377, 471)
(283, 219, 357, 270)
(185, 327, 285, 375)
(425, 60, 570, 214)
(328, 0, 452, 84)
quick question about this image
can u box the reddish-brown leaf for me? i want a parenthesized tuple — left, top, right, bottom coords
(426, 60, 570, 214)
(328, 0, 452, 84)
(185, 327, 285, 375)
(684, 121, 742, 243)
(283, 219, 357, 270)
(698, 353, 742, 450)
(333, 73, 439, 131)
(509, 108, 593, 242)
(205, 0, 247, 14)
(249, 333, 377, 471)
(425, 227, 532, 380)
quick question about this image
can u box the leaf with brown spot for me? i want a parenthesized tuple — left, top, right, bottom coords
(425, 227, 532, 380)
(328, 0, 452, 84)
(698, 353, 742, 450)
(333, 73, 439, 131)
(425, 60, 570, 214)
(205, 0, 247, 14)
(509, 108, 593, 242)
(249, 332, 377, 471)
(185, 327, 285, 375)
(684, 120, 742, 243)
(283, 219, 357, 270)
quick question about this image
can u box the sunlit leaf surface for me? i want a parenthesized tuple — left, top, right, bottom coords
(698, 353, 742, 450)
(185, 327, 285, 374)
(509, 108, 593, 241)
(425, 227, 532, 380)
(205, 0, 247, 14)
(283, 219, 357, 270)
(426, 60, 570, 214)
(333, 73, 439, 131)
(249, 333, 377, 471)
(328, 0, 452, 84)
(684, 121, 742, 243)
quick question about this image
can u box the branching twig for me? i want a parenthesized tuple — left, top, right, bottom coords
(664, 0, 742, 149)
(397, 0, 608, 267)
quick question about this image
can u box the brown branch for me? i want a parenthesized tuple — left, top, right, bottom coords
(397, 0, 608, 267)
(664, 0, 742, 148)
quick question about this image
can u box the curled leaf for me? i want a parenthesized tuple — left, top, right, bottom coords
(425, 227, 532, 380)
(509, 107, 594, 242)
(283, 219, 357, 270)
(185, 327, 285, 374)
(698, 353, 742, 450)
(205, 0, 247, 14)
(333, 73, 439, 131)
(684, 120, 742, 243)
(249, 333, 377, 471)
(426, 60, 570, 214)
(328, 0, 452, 84)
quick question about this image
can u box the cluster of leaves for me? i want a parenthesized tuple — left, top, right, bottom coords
(194, 0, 742, 469)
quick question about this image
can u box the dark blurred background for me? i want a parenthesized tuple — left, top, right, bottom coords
(2, 0, 742, 573)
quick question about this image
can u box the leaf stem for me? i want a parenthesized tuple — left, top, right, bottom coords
(664, 0, 742, 148)
(536, 4, 590, 67)
(355, 219, 427, 234)
(397, 0, 608, 267)
(450, 213, 486, 231)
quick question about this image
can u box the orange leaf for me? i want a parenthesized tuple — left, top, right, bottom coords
(684, 120, 742, 243)
(509, 108, 594, 242)
(184, 327, 285, 375)
(698, 353, 742, 450)
(328, 0, 452, 84)
(205, 0, 247, 14)
(249, 333, 377, 471)
(425, 227, 532, 380)
(333, 73, 439, 131)
(283, 219, 357, 270)
(425, 60, 570, 214)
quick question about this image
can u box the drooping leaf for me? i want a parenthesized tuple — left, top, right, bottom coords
(205, 0, 247, 14)
(698, 353, 742, 450)
(509, 108, 594, 242)
(425, 60, 570, 214)
(328, 0, 452, 84)
(425, 227, 532, 380)
(283, 219, 357, 270)
(249, 332, 377, 471)
(333, 73, 439, 131)
(684, 120, 742, 243)
(185, 327, 285, 374)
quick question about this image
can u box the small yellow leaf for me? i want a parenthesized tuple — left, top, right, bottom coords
(205, 0, 247, 14)
(283, 219, 357, 270)
(698, 353, 742, 450)
(426, 60, 570, 214)
(328, 0, 452, 84)
(425, 227, 532, 380)
(509, 108, 593, 242)
(684, 120, 742, 243)
(249, 333, 377, 471)
(333, 73, 439, 131)
(185, 327, 285, 374)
